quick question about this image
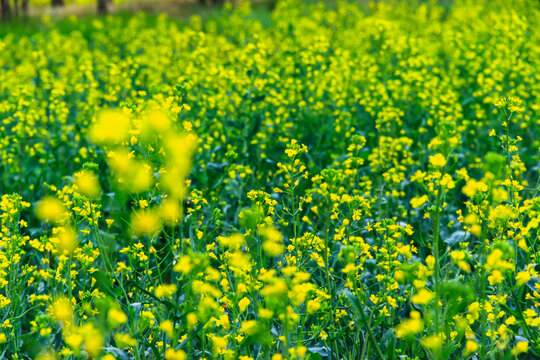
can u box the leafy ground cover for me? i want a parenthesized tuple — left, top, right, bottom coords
(0, 0, 539, 359)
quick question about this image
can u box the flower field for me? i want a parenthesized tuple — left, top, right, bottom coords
(1, 0, 540, 359)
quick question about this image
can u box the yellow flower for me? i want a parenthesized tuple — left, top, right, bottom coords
(187, 313, 198, 330)
(320, 330, 328, 340)
(411, 288, 434, 305)
(421, 334, 442, 351)
(238, 297, 251, 313)
(131, 210, 162, 236)
(164, 348, 186, 360)
(115, 333, 136, 347)
(439, 174, 455, 189)
(155, 284, 177, 299)
(488, 270, 505, 285)
(511, 341, 528, 356)
(64, 332, 83, 350)
(260, 225, 284, 257)
(79, 323, 103, 357)
(89, 109, 131, 145)
(209, 335, 228, 355)
(239, 320, 258, 336)
(395, 311, 423, 338)
(429, 153, 447, 168)
(160, 320, 174, 337)
(35, 197, 66, 223)
(516, 271, 531, 286)
(52, 298, 72, 323)
(410, 195, 429, 209)
(55, 226, 78, 254)
(142, 109, 171, 135)
(464, 339, 479, 355)
(74, 170, 101, 199)
(107, 308, 128, 328)
(159, 199, 183, 224)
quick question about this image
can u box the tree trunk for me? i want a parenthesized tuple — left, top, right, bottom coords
(1, 0, 11, 20)
(51, 0, 64, 6)
(22, 0, 28, 15)
(97, 0, 107, 14)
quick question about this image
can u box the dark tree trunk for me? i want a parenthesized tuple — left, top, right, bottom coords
(199, 0, 224, 6)
(22, 0, 28, 15)
(51, 0, 64, 7)
(97, 0, 107, 14)
(1, 0, 11, 20)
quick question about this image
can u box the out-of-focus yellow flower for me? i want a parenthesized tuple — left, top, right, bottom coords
(411, 288, 434, 305)
(464, 339, 479, 355)
(54, 226, 78, 254)
(79, 323, 103, 358)
(142, 109, 171, 136)
(511, 341, 528, 356)
(64, 332, 83, 351)
(260, 225, 284, 257)
(410, 195, 429, 209)
(115, 333, 136, 348)
(238, 297, 251, 313)
(395, 311, 423, 338)
(429, 153, 447, 168)
(74, 170, 101, 199)
(209, 335, 228, 355)
(159, 320, 174, 338)
(36, 351, 57, 360)
(107, 150, 154, 193)
(107, 308, 128, 328)
(164, 348, 186, 360)
(52, 298, 72, 323)
(131, 210, 162, 236)
(89, 109, 131, 146)
(516, 271, 531, 286)
(159, 198, 183, 224)
(421, 334, 443, 352)
(35, 197, 66, 223)
(155, 284, 177, 299)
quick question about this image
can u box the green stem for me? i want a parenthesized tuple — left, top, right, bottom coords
(432, 185, 444, 359)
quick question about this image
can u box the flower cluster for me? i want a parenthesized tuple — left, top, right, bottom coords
(0, 0, 539, 359)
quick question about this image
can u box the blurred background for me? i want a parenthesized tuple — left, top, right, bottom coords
(0, 0, 276, 19)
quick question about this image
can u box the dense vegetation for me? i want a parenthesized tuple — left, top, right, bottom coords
(1, 0, 539, 359)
